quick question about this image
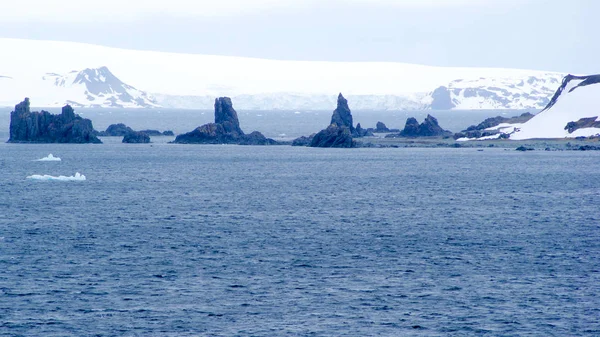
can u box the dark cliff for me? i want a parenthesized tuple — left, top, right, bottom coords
(8, 98, 101, 143)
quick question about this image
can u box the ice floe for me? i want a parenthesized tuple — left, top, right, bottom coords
(35, 154, 61, 162)
(26, 172, 86, 181)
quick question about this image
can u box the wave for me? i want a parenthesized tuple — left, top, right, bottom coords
(35, 154, 61, 162)
(26, 172, 86, 181)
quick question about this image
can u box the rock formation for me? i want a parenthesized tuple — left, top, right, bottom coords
(294, 93, 371, 147)
(8, 98, 101, 143)
(393, 115, 452, 138)
(564, 117, 600, 134)
(97, 123, 134, 136)
(330, 93, 355, 134)
(354, 123, 374, 137)
(454, 112, 535, 139)
(138, 129, 175, 136)
(292, 134, 315, 147)
(173, 97, 277, 145)
(309, 124, 355, 148)
(122, 131, 151, 143)
(374, 121, 390, 133)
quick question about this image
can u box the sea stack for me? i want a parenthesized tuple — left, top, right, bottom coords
(398, 115, 452, 137)
(173, 97, 277, 145)
(307, 93, 359, 148)
(330, 93, 355, 134)
(8, 98, 101, 143)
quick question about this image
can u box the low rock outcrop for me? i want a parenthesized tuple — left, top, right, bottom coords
(173, 97, 277, 145)
(564, 117, 600, 134)
(387, 115, 452, 138)
(123, 131, 151, 143)
(354, 123, 374, 137)
(309, 124, 355, 148)
(454, 112, 535, 139)
(292, 134, 315, 147)
(97, 123, 134, 136)
(138, 129, 175, 136)
(8, 98, 101, 143)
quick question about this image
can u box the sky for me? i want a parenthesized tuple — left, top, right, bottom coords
(0, 0, 598, 74)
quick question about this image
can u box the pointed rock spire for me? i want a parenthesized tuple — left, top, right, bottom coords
(330, 93, 354, 132)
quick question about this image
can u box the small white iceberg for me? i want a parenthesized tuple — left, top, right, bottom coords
(35, 154, 61, 162)
(27, 172, 86, 181)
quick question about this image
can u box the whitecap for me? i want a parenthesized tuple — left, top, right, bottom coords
(35, 154, 61, 162)
(27, 172, 86, 181)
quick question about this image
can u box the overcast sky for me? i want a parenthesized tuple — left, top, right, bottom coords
(0, 0, 597, 74)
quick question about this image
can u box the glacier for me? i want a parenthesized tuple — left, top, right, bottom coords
(0, 38, 565, 110)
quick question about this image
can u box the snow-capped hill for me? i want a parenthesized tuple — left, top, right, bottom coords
(40, 66, 159, 108)
(510, 74, 600, 139)
(423, 74, 564, 110)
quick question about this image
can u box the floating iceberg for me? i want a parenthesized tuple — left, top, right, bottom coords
(26, 172, 86, 181)
(35, 154, 61, 162)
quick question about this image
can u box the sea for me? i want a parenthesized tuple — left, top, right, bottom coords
(1, 108, 599, 336)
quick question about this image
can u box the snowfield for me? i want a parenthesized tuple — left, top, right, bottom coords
(511, 75, 600, 140)
(0, 38, 565, 110)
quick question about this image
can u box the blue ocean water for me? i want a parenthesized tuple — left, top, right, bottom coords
(1, 142, 599, 336)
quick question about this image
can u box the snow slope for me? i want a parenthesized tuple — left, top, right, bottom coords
(423, 75, 563, 110)
(0, 65, 158, 108)
(511, 74, 600, 140)
(0, 38, 565, 110)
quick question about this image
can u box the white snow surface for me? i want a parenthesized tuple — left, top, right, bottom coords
(0, 38, 565, 110)
(511, 79, 600, 140)
(26, 172, 86, 181)
(35, 154, 61, 162)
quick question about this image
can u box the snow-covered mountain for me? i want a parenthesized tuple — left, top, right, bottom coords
(0, 38, 566, 110)
(510, 74, 600, 140)
(0, 66, 157, 108)
(423, 74, 564, 110)
(41, 66, 158, 108)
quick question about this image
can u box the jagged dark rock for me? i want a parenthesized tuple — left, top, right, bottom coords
(564, 117, 600, 134)
(309, 124, 355, 148)
(354, 123, 374, 137)
(8, 98, 101, 143)
(331, 93, 355, 133)
(162, 130, 175, 136)
(122, 131, 150, 143)
(374, 121, 390, 133)
(454, 112, 535, 139)
(173, 97, 277, 145)
(98, 123, 134, 136)
(388, 115, 452, 138)
(297, 93, 363, 147)
(292, 134, 315, 146)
